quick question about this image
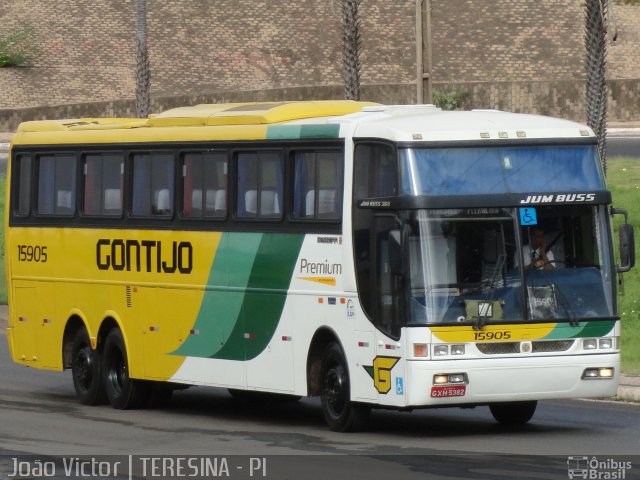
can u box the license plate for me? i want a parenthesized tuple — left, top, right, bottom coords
(431, 385, 466, 398)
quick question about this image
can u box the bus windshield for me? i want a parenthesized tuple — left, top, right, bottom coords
(399, 145, 605, 195)
(404, 205, 615, 325)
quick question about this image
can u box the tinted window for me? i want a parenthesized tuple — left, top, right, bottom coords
(15, 155, 32, 216)
(182, 152, 227, 218)
(236, 152, 283, 219)
(83, 153, 124, 216)
(354, 143, 397, 199)
(292, 151, 343, 220)
(37, 155, 77, 216)
(131, 153, 175, 217)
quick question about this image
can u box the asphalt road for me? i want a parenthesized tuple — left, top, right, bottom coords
(608, 136, 640, 158)
(1, 332, 639, 480)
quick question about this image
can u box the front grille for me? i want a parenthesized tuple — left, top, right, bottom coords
(477, 342, 520, 354)
(532, 340, 574, 353)
(477, 339, 575, 355)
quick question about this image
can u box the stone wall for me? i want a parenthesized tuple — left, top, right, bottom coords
(0, 0, 639, 126)
(430, 0, 586, 82)
(609, 5, 640, 79)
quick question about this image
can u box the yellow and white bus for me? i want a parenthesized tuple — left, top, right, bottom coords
(5, 101, 635, 431)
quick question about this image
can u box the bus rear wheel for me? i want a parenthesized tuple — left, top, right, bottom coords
(320, 343, 370, 432)
(71, 329, 106, 405)
(489, 401, 537, 425)
(102, 329, 149, 409)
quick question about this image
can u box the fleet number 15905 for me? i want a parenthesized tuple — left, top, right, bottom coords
(17, 245, 48, 263)
(474, 331, 511, 341)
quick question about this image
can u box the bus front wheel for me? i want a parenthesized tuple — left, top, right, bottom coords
(489, 401, 537, 425)
(320, 343, 370, 432)
(102, 329, 149, 409)
(71, 329, 106, 405)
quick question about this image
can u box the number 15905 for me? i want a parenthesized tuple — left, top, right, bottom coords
(17, 245, 48, 263)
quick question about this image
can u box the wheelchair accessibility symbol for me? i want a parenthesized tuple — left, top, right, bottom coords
(519, 208, 538, 226)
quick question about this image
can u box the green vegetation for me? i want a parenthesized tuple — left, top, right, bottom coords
(432, 89, 469, 111)
(607, 158, 640, 372)
(0, 26, 35, 68)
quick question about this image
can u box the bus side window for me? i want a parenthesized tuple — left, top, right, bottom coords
(354, 143, 396, 199)
(236, 151, 283, 220)
(182, 152, 227, 219)
(83, 153, 124, 216)
(14, 155, 32, 216)
(292, 150, 343, 220)
(131, 153, 175, 217)
(36, 154, 77, 216)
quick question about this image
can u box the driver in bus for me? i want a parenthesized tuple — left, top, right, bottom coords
(517, 227, 555, 270)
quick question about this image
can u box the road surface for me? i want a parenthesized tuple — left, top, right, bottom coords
(1, 331, 639, 479)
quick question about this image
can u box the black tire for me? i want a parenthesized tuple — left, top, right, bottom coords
(102, 329, 149, 409)
(71, 328, 107, 405)
(320, 343, 370, 432)
(489, 401, 537, 425)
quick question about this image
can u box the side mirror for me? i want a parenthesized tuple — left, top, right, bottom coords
(618, 223, 635, 273)
(612, 207, 635, 273)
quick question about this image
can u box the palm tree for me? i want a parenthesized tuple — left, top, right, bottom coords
(341, 0, 362, 101)
(135, 0, 150, 118)
(584, 0, 609, 175)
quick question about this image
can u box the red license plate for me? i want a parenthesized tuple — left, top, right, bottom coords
(431, 385, 466, 398)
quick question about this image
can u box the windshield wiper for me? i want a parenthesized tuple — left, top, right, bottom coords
(473, 253, 506, 330)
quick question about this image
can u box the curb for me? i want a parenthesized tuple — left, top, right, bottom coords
(617, 386, 640, 403)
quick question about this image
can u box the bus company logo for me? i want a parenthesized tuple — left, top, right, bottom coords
(96, 239, 193, 274)
(567, 456, 632, 479)
(363, 356, 400, 394)
(520, 193, 596, 205)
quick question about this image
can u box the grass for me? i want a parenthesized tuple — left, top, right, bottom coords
(0, 158, 638, 370)
(607, 158, 640, 372)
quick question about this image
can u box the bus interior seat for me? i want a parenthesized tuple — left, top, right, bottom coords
(245, 189, 257, 214)
(260, 189, 280, 215)
(305, 190, 315, 216)
(154, 189, 171, 214)
(318, 189, 335, 214)
(104, 188, 122, 211)
(214, 189, 226, 212)
(190, 189, 202, 215)
(305, 189, 336, 216)
(56, 190, 73, 212)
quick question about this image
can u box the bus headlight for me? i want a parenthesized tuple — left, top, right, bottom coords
(583, 339, 598, 350)
(582, 367, 614, 379)
(451, 345, 465, 356)
(434, 345, 449, 356)
(433, 373, 468, 385)
(598, 339, 613, 349)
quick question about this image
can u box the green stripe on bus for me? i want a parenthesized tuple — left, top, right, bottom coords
(267, 124, 340, 139)
(542, 320, 615, 340)
(172, 232, 305, 361)
(213, 233, 305, 360)
(172, 232, 263, 358)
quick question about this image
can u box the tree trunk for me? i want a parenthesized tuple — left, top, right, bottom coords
(341, 0, 362, 101)
(135, 0, 150, 118)
(584, 0, 609, 175)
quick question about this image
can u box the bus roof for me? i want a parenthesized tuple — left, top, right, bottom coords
(11, 101, 595, 145)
